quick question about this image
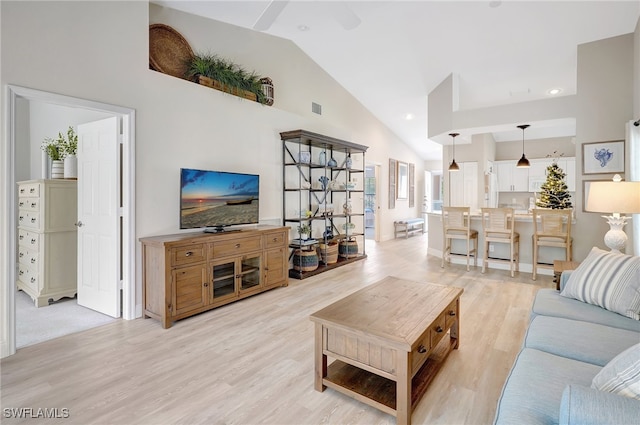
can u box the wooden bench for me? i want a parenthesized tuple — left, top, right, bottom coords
(394, 218, 425, 239)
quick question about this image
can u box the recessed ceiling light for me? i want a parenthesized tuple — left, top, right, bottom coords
(548, 88, 562, 95)
(298, 25, 310, 31)
(405, 113, 414, 121)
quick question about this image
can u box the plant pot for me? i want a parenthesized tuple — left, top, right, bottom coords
(51, 160, 64, 179)
(64, 155, 77, 179)
(317, 243, 338, 264)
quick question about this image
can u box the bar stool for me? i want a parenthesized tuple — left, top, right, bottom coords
(441, 206, 478, 271)
(481, 208, 520, 277)
(532, 208, 573, 280)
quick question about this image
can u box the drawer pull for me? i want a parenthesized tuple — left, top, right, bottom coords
(417, 345, 427, 354)
(19, 188, 25, 194)
(31, 239, 36, 244)
(204, 282, 208, 287)
(29, 188, 36, 193)
(30, 277, 36, 283)
(449, 310, 456, 316)
(19, 235, 24, 240)
(30, 218, 36, 223)
(30, 258, 36, 264)
(436, 326, 443, 333)
(19, 216, 24, 222)
(19, 252, 24, 258)
(185, 251, 193, 257)
(31, 202, 37, 208)
(235, 244, 241, 248)
(19, 270, 23, 276)
(272, 237, 278, 242)
(19, 201, 24, 207)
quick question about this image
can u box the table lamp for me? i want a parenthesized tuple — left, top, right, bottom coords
(585, 175, 640, 253)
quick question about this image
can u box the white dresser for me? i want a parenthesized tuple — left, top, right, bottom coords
(17, 179, 78, 307)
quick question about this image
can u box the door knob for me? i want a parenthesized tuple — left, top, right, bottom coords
(75, 221, 84, 227)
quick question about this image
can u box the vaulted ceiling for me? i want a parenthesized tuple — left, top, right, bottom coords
(154, 1, 640, 160)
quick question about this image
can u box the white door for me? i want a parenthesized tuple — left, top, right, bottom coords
(77, 117, 121, 317)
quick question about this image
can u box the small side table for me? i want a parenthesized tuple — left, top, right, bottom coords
(553, 260, 580, 290)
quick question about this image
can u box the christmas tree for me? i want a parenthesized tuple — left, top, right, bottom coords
(536, 162, 573, 209)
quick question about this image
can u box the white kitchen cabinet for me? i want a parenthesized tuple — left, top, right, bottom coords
(496, 160, 529, 192)
(449, 161, 478, 211)
(528, 157, 576, 193)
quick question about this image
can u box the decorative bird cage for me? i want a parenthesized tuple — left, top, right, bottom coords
(260, 77, 274, 106)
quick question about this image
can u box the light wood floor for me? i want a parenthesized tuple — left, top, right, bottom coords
(1, 234, 553, 424)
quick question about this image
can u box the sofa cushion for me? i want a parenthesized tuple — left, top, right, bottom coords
(560, 247, 640, 320)
(559, 384, 640, 425)
(532, 289, 640, 332)
(494, 348, 601, 425)
(592, 343, 640, 400)
(525, 315, 640, 366)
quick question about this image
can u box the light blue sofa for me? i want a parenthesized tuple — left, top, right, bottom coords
(494, 271, 640, 425)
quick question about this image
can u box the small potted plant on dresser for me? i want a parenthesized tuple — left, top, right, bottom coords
(59, 126, 78, 179)
(41, 137, 64, 179)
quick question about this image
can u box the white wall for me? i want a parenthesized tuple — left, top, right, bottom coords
(0, 1, 425, 355)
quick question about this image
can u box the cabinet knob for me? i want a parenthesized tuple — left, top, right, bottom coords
(436, 326, 443, 333)
(31, 202, 36, 208)
(185, 251, 193, 257)
(19, 201, 24, 207)
(30, 258, 36, 264)
(19, 270, 23, 276)
(449, 310, 456, 316)
(417, 345, 427, 354)
(272, 237, 278, 242)
(30, 277, 35, 283)
(19, 216, 24, 222)
(19, 252, 24, 258)
(19, 188, 25, 194)
(204, 282, 208, 287)
(235, 244, 241, 248)
(31, 239, 36, 244)
(75, 221, 84, 227)
(30, 218, 36, 223)
(29, 188, 35, 193)
(19, 235, 24, 240)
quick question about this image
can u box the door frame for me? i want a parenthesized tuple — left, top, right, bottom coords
(1, 85, 136, 358)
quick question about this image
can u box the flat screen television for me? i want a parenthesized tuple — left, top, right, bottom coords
(180, 168, 259, 232)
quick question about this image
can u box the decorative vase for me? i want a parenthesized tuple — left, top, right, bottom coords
(318, 151, 326, 166)
(327, 158, 337, 167)
(299, 151, 311, 164)
(343, 201, 352, 215)
(323, 226, 334, 240)
(51, 160, 64, 179)
(300, 232, 309, 241)
(346, 154, 352, 169)
(64, 155, 77, 179)
(319, 176, 329, 191)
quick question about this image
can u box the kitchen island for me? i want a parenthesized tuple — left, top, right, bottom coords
(427, 211, 575, 276)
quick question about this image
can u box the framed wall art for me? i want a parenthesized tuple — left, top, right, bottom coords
(582, 140, 624, 175)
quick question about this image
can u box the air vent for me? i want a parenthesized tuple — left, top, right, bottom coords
(312, 102, 322, 115)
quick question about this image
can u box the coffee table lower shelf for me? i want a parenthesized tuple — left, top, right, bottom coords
(323, 335, 457, 417)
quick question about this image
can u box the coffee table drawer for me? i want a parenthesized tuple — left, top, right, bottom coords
(444, 298, 459, 329)
(430, 313, 447, 349)
(325, 327, 397, 376)
(411, 331, 431, 375)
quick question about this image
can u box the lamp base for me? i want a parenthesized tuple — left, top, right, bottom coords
(602, 215, 629, 253)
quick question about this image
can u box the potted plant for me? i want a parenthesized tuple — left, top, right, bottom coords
(41, 137, 64, 179)
(185, 52, 268, 104)
(58, 126, 78, 179)
(297, 223, 311, 240)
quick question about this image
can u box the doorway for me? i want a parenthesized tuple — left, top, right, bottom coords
(364, 164, 380, 241)
(2, 85, 136, 357)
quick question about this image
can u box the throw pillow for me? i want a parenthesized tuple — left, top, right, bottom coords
(591, 343, 640, 400)
(560, 246, 640, 320)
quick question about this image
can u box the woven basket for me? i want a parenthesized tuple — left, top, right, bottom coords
(317, 243, 339, 264)
(149, 24, 194, 79)
(292, 249, 318, 272)
(338, 240, 358, 259)
(198, 76, 258, 102)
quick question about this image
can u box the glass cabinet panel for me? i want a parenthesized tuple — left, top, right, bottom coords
(211, 260, 236, 300)
(240, 254, 261, 292)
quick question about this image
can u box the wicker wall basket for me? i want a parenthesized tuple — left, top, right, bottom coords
(292, 249, 319, 272)
(149, 24, 194, 79)
(317, 243, 339, 264)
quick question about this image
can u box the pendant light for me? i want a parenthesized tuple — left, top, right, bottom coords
(516, 124, 531, 168)
(448, 132, 460, 172)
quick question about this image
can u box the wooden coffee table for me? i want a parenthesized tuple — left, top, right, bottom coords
(310, 276, 463, 425)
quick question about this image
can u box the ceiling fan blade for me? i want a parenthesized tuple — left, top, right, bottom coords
(330, 2, 361, 30)
(253, 0, 289, 31)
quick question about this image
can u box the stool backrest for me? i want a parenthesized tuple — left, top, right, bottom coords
(442, 206, 471, 233)
(481, 207, 515, 237)
(532, 208, 572, 241)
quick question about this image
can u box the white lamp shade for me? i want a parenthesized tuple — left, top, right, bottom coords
(585, 181, 640, 214)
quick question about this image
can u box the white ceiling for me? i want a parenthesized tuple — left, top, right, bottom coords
(154, 1, 640, 160)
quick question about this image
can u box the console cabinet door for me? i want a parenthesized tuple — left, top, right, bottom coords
(211, 258, 238, 303)
(264, 247, 287, 288)
(239, 254, 262, 294)
(171, 264, 207, 316)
